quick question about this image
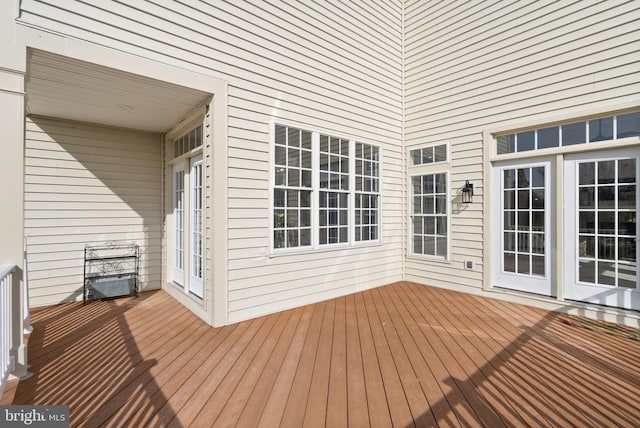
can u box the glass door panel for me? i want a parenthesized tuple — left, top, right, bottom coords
(492, 159, 554, 296)
(565, 150, 639, 309)
(172, 164, 185, 284)
(189, 155, 204, 298)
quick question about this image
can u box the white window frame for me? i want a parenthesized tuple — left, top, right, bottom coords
(189, 154, 204, 298)
(408, 171, 451, 260)
(408, 141, 450, 166)
(492, 109, 640, 159)
(167, 119, 205, 299)
(490, 158, 554, 296)
(406, 141, 451, 260)
(172, 162, 185, 284)
(354, 141, 381, 243)
(269, 122, 382, 254)
(563, 149, 640, 308)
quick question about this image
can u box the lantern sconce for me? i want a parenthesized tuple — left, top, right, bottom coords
(462, 180, 474, 204)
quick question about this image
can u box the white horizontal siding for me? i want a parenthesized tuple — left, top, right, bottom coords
(24, 117, 163, 307)
(16, 0, 403, 320)
(19, 1, 402, 118)
(404, 0, 640, 292)
(228, 255, 403, 323)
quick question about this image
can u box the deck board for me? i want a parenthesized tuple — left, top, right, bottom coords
(277, 301, 325, 428)
(235, 305, 311, 427)
(345, 294, 368, 428)
(2, 282, 639, 427)
(387, 285, 477, 426)
(326, 296, 348, 428)
(303, 298, 335, 427)
(365, 288, 416, 427)
(352, 291, 393, 427)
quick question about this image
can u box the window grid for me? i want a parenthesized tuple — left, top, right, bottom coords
(502, 167, 546, 277)
(274, 125, 313, 249)
(355, 142, 380, 241)
(410, 143, 447, 166)
(577, 159, 637, 288)
(319, 134, 349, 245)
(411, 173, 448, 257)
(173, 124, 203, 159)
(273, 188, 312, 249)
(497, 111, 640, 154)
(174, 169, 184, 272)
(319, 191, 348, 244)
(191, 161, 203, 281)
(272, 124, 381, 250)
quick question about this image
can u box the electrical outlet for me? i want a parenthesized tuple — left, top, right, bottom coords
(465, 260, 474, 270)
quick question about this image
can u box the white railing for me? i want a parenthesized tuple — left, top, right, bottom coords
(23, 236, 31, 334)
(0, 264, 16, 394)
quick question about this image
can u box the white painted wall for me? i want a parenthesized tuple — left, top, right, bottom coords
(404, 0, 640, 292)
(10, 0, 638, 322)
(17, 0, 404, 321)
(24, 117, 162, 306)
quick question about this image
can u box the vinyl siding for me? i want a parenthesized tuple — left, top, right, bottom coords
(404, 1, 640, 290)
(18, 1, 404, 321)
(24, 117, 162, 307)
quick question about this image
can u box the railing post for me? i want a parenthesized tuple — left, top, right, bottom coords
(9, 266, 28, 379)
(23, 236, 32, 334)
(0, 264, 28, 396)
(0, 266, 10, 393)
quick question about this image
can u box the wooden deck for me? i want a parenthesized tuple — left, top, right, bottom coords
(2, 281, 639, 427)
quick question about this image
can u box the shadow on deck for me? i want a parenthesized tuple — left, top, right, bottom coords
(2, 282, 639, 427)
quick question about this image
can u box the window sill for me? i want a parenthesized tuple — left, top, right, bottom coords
(269, 240, 384, 258)
(405, 253, 452, 264)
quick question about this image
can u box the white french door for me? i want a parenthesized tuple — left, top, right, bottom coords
(492, 158, 554, 296)
(172, 154, 204, 299)
(564, 149, 640, 309)
(172, 164, 185, 284)
(189, 154, 204, 298)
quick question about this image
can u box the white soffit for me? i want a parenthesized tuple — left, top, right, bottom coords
(26, 49, 210, 133)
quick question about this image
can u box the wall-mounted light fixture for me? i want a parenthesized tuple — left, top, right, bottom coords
(462, 180, 474, 204)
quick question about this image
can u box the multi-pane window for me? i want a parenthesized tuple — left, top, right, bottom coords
(173, 166, 185, 282)
(410, 143, 447, 166)
(273, 189, 312, 248)
(319, 135, 350, 244)
(502, 167, 546, 276)
(174, 124, 203, 158)
(355, 143, 380, 241)
(411, 173, 448, 257)
(191, 159, 203, 283)
(272, 124, 380, 250)
(497, 111, 640, 154)
(577, 159, 637, 287)
(274, 126, 313, 249)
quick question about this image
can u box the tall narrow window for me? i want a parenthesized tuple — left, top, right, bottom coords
(355, 142, 380, 241)
(273, 125, 313, 249)
(173, 164, 185, 284)
(190, 155, 203, 298)
(319, 134, 349, 244)
(411, 173, 448, 257)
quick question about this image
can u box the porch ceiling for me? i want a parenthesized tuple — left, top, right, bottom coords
(25, 49, 210, 133)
